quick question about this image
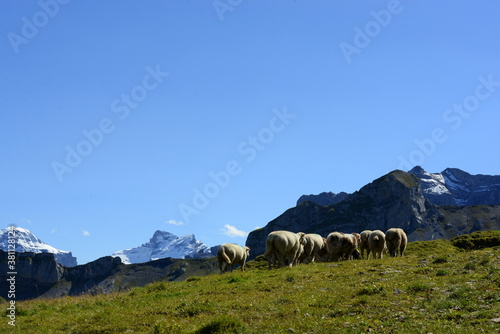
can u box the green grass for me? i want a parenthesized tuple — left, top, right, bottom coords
(4, 233, 500, 333)
(451, 230, 500, 250)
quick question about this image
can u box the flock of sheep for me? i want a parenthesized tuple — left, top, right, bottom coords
(217, 228, 407, 273)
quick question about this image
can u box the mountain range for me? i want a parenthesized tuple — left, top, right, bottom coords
(0, 250, 219, 300)
(246, 168, 500, 257)
(0, 230, 217, 300)
(4, 166, 500, 267)
(4, 166, 500, 300)
(0, 227, 77, 267)
(0, 227, 214, 267)
(111, 230, 214, 264)
(296, 166, 500, 208)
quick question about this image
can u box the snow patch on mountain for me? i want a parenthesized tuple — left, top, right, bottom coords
(442, 172, 468, 192)
(0, 227, 77, 267)
(419, 172, 451, 196)
(410, 166, 500, 206)
(112, 230, 213, 264)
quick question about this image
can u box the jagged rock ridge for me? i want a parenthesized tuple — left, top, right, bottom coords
(0, 227, 77, 267)
(297, 191, 349, 207)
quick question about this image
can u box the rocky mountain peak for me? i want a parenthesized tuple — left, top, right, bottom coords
(409, 165, 426, 175)
(150, 230, 177, 244)
(112, 230, 213, 264)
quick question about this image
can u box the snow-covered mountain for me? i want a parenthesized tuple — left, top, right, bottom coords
(0, 227, 77, 267)
(409, 166, 500, 206)
(112, 230, 214, 264)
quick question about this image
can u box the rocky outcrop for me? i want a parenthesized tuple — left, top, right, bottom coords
(55, 256, 125, 297)
(65, 256, 122, 281)
(434, 205, 500, 240)
(246, 170, 500, 258)
(0, 251, 65, 299)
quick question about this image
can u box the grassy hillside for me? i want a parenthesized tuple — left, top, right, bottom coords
(4, 232, 500, 333)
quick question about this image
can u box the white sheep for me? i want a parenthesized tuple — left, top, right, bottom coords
(326, 232, 358, 262)
(368, 230, 386, 259)
(263, 230, 306, 269)
(217, 243, 250, 273)
(299, 233, 327, 263)
(385, 228, 407, 257)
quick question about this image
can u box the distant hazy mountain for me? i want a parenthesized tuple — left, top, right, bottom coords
(0, 227, 77, 267)
(112, 230, 213, 264)
(409, 166, 500, 206)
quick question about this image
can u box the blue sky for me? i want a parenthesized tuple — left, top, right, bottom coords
(1, 1, 499, 264)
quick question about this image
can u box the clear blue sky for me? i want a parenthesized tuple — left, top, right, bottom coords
(1, 1, 499, 264)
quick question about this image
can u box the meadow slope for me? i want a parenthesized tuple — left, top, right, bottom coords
(3, 232, 500, 334)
